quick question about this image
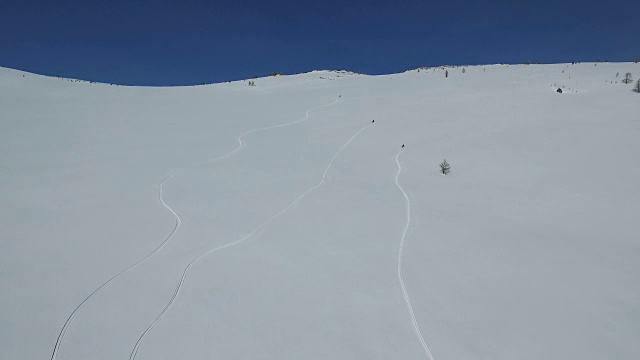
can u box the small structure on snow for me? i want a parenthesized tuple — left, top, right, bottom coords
(556, 88, 563, 93)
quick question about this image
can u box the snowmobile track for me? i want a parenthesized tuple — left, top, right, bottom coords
(129, 122, 371, 360)
(49, 97, 341, 360)
(395, 150, 436, 360)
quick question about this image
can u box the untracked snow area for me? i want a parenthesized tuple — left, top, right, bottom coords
(1, 63, 639, 360)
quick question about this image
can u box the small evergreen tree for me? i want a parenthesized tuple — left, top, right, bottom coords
(634, 79, 640, 93)
(623, 73, 633, 84)
(439, 159, 451, 175)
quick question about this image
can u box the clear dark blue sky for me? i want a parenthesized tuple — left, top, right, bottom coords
(1, 0, 638, 85)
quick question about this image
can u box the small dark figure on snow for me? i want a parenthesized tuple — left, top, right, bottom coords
(556, 88, 563, 93)
(339, 95, 341, 98)
(402, 144, 405, 148)
(372, 120, 374, 123)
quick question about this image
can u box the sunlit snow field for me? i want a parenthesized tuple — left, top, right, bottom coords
(1, 63, 639, 360)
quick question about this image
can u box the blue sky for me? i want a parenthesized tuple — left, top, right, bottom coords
(1, 0, 638, 85)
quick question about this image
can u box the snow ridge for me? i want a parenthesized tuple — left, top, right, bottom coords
(129, 122, 371, 360)
(395, 150, 436, 360)
(49, 97, 341, 360)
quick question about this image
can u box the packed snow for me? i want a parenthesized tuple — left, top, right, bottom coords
(1, 63, 639, 360)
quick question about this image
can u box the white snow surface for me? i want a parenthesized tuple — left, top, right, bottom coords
(1, 63, 639, 360)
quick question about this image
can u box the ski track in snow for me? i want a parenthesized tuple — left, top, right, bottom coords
(395, 150, 436, 360)
(49, 97, 341, 360)
(129, 123, 371, 360)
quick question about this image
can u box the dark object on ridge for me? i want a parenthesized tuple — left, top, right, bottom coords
(556, 88, 563, 93)
(372, 120, 374, 123)
(402, 144, 405, 148)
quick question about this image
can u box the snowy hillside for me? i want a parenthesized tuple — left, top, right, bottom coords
(1, 63, 639, 360)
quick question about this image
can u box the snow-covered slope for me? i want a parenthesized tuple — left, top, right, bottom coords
(1, 63, 639, 360)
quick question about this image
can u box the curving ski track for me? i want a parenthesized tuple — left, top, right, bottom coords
(49, 97, 340, 360)
(395, 150, 436, 360)
(129, 123, 371, 360)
